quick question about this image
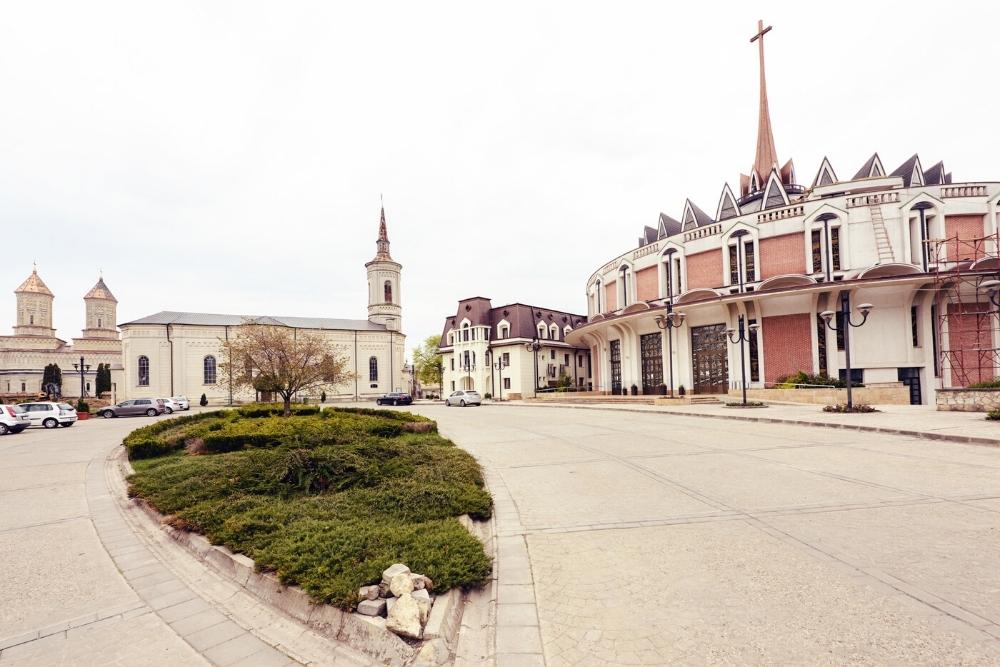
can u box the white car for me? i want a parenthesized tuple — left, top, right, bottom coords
(170, 396, 191, 410)
(159, 398, 179, 414)
(445, 390, 482, 407)
(18, 401, 78, 428)
(0, 405, 31, 434)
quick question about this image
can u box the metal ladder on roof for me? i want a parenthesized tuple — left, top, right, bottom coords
(868, 203, 895, 264)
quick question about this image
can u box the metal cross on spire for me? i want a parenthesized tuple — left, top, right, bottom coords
(750, 19, 778, 185)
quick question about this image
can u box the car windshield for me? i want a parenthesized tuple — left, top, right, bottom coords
(58, 403, 74, 410)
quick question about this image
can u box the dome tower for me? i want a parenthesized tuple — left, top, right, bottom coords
(13, 266, 55, 337)
(82, 274, 118, 339)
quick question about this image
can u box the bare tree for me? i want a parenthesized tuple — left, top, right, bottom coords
(219, 321, 355, 416)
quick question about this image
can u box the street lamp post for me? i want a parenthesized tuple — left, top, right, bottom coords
(724, 315, 760, 406)
(493, 355, 509, 401)
(71, 356, 91, 400)
(525, 338, 542, 397)
(654, 303, 686, 397)
(820, 294, 874, 410)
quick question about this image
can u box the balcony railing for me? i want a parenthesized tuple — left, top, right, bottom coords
(846, 191, 900, 208)
(684, 223, 722, 242)
(941, 184, 988, 198)
(757, 204, 804, 224)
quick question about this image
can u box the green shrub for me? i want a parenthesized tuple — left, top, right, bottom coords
(969, 378, 1000, 389)
(823, 403, 878, 413)
(776, 371, 846, 389)
(987, 409, 1000, 421)
(124, 406, 490, 609)
(76, 399, 90, 413)
(237, 403, 320, 418)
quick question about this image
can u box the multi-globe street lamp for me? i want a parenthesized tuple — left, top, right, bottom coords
(820, 294, 874, 410)
(654, 303, 685, 397)
(524, 338, 542, 397)
(492, 355, 509, 401)
(723, 315, 760, 406)
(71, 355, 90, 400)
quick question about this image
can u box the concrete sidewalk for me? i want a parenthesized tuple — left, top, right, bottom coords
(500, 400, 1000, 446)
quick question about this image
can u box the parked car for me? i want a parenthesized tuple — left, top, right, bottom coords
(98, 398, 165, 418)
(376, 392, 413, 406)
(445, 390, 482, 407)
(17, 401, 78, 428)
(0, 405, 31, 434)
(170, 396, 191, 410)
(159, 398, 179, 414)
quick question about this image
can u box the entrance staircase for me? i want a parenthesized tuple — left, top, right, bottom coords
(688, 396, 722, 405)
(868, 204, 895, 264)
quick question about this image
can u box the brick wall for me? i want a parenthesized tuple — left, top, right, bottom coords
(946, 302, 993, 386)
(685, 249, 722, 290)
(762, 313, 814, 385)
(944, 215, 986, 261)
(604, 281, 616, 312)
(759, 232, 806, 279)
(635, 266, 658, 302)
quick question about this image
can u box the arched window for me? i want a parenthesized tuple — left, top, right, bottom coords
(537, 323, 547, 339)
(384, 280, 393, 303)
(550, 323, 559, 340)
(203, 355, 217, 385)
(369, 356, 378, 382)
(137, 356, 149, 386)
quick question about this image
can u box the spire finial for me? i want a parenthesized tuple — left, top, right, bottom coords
(372, 198, 393, 261)
(750, 19, 778, 188)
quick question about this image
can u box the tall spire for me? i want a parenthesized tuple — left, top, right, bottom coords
(372, 204, 393, 261)
(751, 19, 778, 185)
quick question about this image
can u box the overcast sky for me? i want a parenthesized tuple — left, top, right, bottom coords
(2, 1, 998, 358)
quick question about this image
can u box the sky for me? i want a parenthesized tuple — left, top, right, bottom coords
(2, 1, 998, 359)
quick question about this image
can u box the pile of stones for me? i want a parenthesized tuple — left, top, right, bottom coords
(357, 563, 435, 639)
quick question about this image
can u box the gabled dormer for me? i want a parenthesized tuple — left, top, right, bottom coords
(852, 152, 885, 180)
(761, 168, 789, 209)
(657, 213, 682, 239)
(779, 158, 795, 185)
(681, 199, 714, 231)
(922, 160, 947, 185)
(890, 154, 924, 187)
(811, 156, 838, 188)
(715, 183, 741, 221)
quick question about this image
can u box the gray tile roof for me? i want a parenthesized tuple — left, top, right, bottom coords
(889, 153, 921, 187)
(120, 311, 386, 331)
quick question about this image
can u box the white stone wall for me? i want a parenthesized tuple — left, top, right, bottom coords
(120, 324, 405, 404)
(441, 339, 591, 398)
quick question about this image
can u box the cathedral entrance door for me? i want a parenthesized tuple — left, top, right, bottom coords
(640, 332, 663, 394)
(691, 324, 728, 394)
(609, 340, 622, 395)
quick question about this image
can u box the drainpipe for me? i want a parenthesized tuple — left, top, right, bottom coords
(354, 330, 359, 400)
(225, 325, 232, 405)
(166, 324, 175, 395)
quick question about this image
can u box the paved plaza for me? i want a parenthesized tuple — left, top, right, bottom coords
(415, 403, 1000, 666)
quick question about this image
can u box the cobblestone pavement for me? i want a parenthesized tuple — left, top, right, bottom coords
(415, 403, 1000, 666)
(0, 413, 370, 666)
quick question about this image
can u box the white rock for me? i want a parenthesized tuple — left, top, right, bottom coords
(414, 637, 450, 666)
(390, 572, 414, 597)
(385, 592, 423, 639)
(411, 574, 426, 590)
(358, 585, 380, 601)
(411, 588, 432, 623)
(382, 563, 411, 586)
(356, 598, 386, 617)
(386, 596, 397, 613)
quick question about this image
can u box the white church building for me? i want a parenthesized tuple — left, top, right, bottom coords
(119, 209, 406, 404)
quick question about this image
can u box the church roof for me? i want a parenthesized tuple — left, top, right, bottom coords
(439, 299, 587, 345)
(852, 152, 885, 180)
(15, 268, 53, 296)
(369, 206, 394, 262)
(120, 311, 387, 331)
(84, 276, 117, 302)
(889, 153, 923, 187)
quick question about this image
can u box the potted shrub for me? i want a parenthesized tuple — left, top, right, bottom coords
(678, 384, 686, 397)
(658, 384, 667, 396)
(75, 399, 91, 420)
(320, 391, 327, 403)
(199, 393, 208, 407)
(630, 384, 638, 396)
(484, 392, 492, 400)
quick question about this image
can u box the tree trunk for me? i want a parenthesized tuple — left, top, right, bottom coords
(282, 394, 292, 417)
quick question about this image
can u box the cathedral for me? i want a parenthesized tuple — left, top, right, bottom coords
(118, 209, 406, 403)
(566, 22, 999, 406)
(0, 268, 122, 399)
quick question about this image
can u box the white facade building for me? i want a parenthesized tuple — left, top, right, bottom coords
(439, 298, 591, 399)
(119, 208, 406, 404)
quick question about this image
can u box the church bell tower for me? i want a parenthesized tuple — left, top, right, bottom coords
(366, 206, 402, 331)
(82, 274, 119, 339)
(14, 266, 56, 337)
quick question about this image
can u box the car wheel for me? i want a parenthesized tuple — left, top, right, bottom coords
(0, 423, 8, 435)
(146, 409, 157, 417)
(43, 418, 58, 429)
(101, 411, 114, 419)
(165, 407, 173, 414)
(376, 400, 382, 406)
(460, 400, 466, 407)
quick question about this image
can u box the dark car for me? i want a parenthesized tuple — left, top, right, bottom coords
(98, 398, 166, 418)
(376, 392, 412, 406)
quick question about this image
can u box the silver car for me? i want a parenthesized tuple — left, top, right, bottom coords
(98, 398, 165, 418)
(445, 390, 482, 407)
(170, 396, 191, 410)
(18, 401, 78, 428)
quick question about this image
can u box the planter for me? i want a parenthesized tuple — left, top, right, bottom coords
(77, 412, 91, 420)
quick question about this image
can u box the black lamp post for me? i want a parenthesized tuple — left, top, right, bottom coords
(980, 280, 1000, 310)
(493, 355, 509, 401)
(654, 303, 685, 397)
(71, 356, 91, 399)
(724, 315, 760, 406)
(820, 294, 874, 410)
(525, 338, 542, 397)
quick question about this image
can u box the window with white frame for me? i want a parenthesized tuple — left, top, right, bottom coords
(726, 230, 756, 288)
(203, 355, 217, 385)
(549, 323, 559, 340)
(537, 323, 547, 339)
(662, 250, 683, 298)
(137, 356, 150, 386)
(810, 217, 843, 276)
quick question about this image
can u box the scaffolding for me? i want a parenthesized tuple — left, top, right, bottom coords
(929, 231, 1000, 387)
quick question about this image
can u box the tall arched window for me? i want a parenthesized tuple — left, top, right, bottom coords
(138, 356, 150, 386)
(203, 355, 217, 385)
(369, 356, 378, 382)
(384, 280, 393, 303)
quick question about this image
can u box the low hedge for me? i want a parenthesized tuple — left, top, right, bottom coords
(125, 407, 491, 609)
(969, 379, 1000, 389)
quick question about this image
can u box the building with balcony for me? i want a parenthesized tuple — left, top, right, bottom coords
(565, 23, 999, 405)
(438, 298, 591, 399)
